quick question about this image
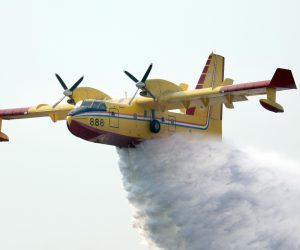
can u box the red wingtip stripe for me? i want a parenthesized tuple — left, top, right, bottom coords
(0, 107, 30, 117)
(270, 68, 296, 89)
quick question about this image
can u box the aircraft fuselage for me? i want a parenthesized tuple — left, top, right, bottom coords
(66, 99, 222, 147)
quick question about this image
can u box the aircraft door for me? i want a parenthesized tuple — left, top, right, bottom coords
(109, 108, 119, 128)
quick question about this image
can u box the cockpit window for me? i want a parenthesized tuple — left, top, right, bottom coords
(74, 101, 83, 109)
(69, 100, 107, 116)
(81, 101, 93, 107)
(92, 101, 107, 111)
(80, 100, 107, 111)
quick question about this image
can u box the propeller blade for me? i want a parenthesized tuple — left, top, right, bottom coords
(141, 63, 152, 83)
(129, 88, 139, 105)
(55, 74, 68, 90)
(124, 63, 155, 101)
(124, 70, 139, 83)
(69, 76, 84, 91)
(53, 95, 66, 108)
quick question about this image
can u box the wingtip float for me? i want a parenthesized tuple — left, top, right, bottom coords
(0, 53, 297, 146)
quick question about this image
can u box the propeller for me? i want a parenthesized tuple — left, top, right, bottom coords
(53, 74, 84, 108)
(124, 63, 157, 104)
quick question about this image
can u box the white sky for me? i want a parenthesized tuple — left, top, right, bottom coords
(0, 0, 299, 249)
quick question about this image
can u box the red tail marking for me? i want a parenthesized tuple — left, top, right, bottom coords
(187, 54, 214, 115)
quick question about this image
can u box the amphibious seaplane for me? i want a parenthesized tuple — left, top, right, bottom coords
(0, 53, 296, 147)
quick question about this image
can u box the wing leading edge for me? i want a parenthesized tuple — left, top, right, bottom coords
(0, 104, 74, 121)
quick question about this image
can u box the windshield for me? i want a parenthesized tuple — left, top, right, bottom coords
(74, 101, 83, 109)
(81, 101, 93, 108)
(69, 100, 107, 116)
(80, 100, 107, 111)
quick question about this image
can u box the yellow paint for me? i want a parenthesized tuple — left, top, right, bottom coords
(179, 83, 189, 91)
(259, 87, 284, 112)
(0, 52, 295, 144)
(72, 87, 111, 103)
(68, 99, 222, 141)
(222, 78, 234, 86)
(27, 104, 74, 121)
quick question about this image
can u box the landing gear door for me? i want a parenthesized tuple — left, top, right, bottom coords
(109, 108, 119, 128)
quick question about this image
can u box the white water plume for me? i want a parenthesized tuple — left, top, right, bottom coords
(117, 134, 300, 250)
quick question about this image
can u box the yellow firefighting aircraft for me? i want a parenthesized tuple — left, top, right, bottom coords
(0, 53, 296, 147)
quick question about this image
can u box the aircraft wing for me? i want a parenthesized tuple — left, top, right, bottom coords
(136, 68, 296, 112)
(0, 104, 74, 121)
(0, 104, 74, 141)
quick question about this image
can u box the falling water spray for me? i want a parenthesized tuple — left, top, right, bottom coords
(118, 134, 300, 250)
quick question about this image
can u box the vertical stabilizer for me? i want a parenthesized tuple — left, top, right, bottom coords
(195, 52, 224, 89)
(186, 53, 224, 135)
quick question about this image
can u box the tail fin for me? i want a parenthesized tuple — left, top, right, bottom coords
(186, 53, 224, 135)
(195, 52, 225, 90)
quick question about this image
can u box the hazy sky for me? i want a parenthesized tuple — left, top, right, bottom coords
(0, 0, 299, 249)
